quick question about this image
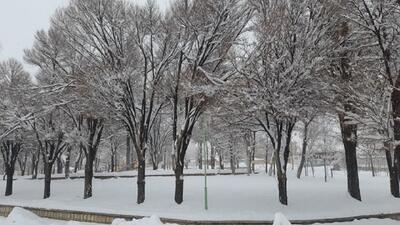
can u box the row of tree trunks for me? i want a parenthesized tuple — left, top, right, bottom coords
(1, 140, 22, 196)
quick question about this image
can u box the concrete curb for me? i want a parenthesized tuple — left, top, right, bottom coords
(0, 204, 399, 225)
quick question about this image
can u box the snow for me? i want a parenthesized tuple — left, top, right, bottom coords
(1, 167, 400, 221)
(0, 207, 100, 225)
(112, 216, 176, 225)
(272, 213, 291, 225)
(315, 218, 400, 225)
(0, 207, 175, 225)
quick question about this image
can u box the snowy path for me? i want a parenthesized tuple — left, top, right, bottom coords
(0, 168, 399, 221)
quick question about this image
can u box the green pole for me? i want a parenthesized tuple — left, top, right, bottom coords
(204, 120, 208, 210)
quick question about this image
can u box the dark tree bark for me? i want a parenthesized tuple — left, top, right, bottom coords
(65, 147, 71, 179)
(126, 133, 132, 170)
(174, 163, 184, 204)
(392, 77, 400, 188)
(74, 146, 83, 173)
(198, 142, 203, 170)
(43, 161, 52, 199)
(83, 117, 104, 199)
(369, 154, 375, 177)
(5, 167, 14, 196)
(265, 145, 268, 174)
(56, 156, 63, 174)
(41, 136, 66, 199)
(229, 136, 236, 175)
(385, 145, 399, 197)
(137, 157, 146, 204)
(219, 152, 224, 170)
(31, 149, 40, 179)
(210, 144, 216, 169)
(17, 151, 28, 177)
(110, 150, 115, 172)
(275, 120, 295, 205)
(297, 121, 310, 179)
(1, 140, 23, 196)
(339, 112, 362, 201)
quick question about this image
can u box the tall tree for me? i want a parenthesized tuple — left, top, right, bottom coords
(169, 0, 253, 204)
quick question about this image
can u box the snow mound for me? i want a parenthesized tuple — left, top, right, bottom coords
(112, 215, 177, 225)
(273, 212, 291, 225)
(6, 207, 45, 225)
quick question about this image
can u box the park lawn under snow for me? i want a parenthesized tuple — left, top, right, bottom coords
(0, 167, 399, 221)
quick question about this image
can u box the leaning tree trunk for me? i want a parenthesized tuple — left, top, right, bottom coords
(297, 123, 309, 179)
(339, 112, 361, 201)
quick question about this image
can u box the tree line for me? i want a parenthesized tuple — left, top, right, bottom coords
(0, 0, 400, 206)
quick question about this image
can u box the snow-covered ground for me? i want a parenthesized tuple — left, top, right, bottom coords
(314, 218, 400, 225)
(0, 207, 176, 225)
(0, 167, 399, 222)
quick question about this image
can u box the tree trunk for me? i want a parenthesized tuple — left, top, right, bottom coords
(57, 156, 63, 174)
(84, 154, 94, 199)
(174, 164, 184, 204)
(219, 153, 224, 170)
(277, 172, 287, 205)
(126, 134, 132, 170)
(137, 158, 146, 204)
(32, 153, 39, 180)
(230, 153, 236, 174)
(297, 123, 309, 179)
(268, 151, 275, 176)
(111, 150, 115, 172)
(310, 160, 315, 177)
(251, 131, 256, 173)
(43, 163, 52, 199)
(392, 78, 400, 182)
(74, 147, 83, 173)
(339, 113, 361, 201)
(31, 153, 38, 179)
(385, 145, 400, 197)
(5, 167, 14, 196)
(265, 146, 268, 174)
(65, 148, 71, 179)
(370, 154, 375, 177)
(210, 145, 216, 169)
(198, 142, 203, 170)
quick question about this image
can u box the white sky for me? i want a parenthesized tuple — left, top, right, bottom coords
(0, 0, 170, 77)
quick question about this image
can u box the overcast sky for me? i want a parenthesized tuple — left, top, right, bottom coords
(0, 0, 170, 76)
